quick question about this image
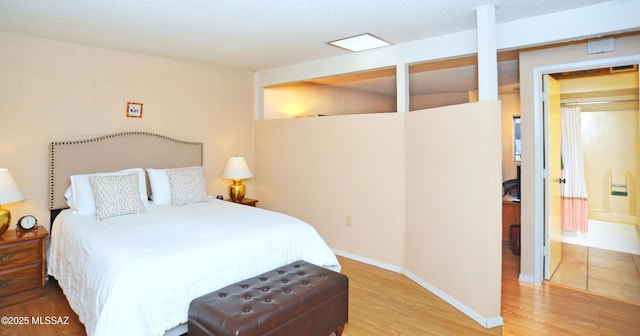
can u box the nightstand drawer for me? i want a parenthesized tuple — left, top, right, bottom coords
(0, 264, 42, 297)
(0, 227, 48, 307)
(0, 240, 41, 271)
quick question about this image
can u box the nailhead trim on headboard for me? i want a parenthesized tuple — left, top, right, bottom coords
(49, 131, 204, 210)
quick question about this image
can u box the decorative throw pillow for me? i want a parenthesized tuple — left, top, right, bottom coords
(89, 173, 146, 220)
(70, 168, 148, 215)
(166, 166, 208, 206)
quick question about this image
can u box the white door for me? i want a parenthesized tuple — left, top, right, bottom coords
(544, 74, 563, 280)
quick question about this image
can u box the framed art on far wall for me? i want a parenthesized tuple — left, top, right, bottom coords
(126, 102, 143, 118)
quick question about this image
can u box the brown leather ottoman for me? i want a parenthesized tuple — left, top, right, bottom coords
(188, 260, 348, 336)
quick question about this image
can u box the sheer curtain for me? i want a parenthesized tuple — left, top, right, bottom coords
(561, 105, 589, 234)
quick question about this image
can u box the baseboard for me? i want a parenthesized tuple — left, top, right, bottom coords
(519, 273, 536, 283)
(332, 249, 504, 329)
(485, 316, 505, 328)
(404, 270, 504, 328)
(331, 248, 403, 273)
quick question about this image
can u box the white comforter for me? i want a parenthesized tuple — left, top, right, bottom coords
(47, 199, 340, 336)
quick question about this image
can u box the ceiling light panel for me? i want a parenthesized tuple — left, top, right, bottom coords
(329, 33, 390, 52)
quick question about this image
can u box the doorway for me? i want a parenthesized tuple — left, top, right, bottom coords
(544, 67, 640, 303)
(532, 54, 640, 285)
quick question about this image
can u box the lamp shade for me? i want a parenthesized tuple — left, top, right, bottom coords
(222, 157, 252, 180)
(0, 168, 25, 204)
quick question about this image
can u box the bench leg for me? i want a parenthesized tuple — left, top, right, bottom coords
(335, 325, 345, 336)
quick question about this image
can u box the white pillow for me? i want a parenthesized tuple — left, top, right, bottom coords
(147, 168, 171, 205)
(69, 168, 148, 215)
(89, 173, 146, 220)
(166, 166, 208, 206)
(64, 186, 74, 208)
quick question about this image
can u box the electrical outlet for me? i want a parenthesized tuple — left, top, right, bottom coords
(346, 215, 352, 227)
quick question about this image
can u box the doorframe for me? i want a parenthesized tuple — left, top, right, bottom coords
(532, 54, 640, 284)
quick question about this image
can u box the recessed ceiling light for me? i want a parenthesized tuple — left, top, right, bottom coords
(328, 33, 391, 52)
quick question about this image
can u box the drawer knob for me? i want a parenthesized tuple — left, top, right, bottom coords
(0, 253, 14, 262)
(0, 279, 12, 288)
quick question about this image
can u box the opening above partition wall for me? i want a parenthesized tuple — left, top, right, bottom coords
(409, 51, 520, 111)
(263, 67, 396, 119)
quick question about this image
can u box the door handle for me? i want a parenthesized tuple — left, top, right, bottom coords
(559, 178, 566, 184)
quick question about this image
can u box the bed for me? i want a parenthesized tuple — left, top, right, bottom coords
(46, 132, 340, 336)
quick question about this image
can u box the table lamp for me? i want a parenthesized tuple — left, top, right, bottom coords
(222, 157, 252, 202)
(0, 169, 25, 236)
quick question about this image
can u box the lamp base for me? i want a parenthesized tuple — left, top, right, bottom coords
(0, 208, 10, 237)
(229, 180, 246, 202)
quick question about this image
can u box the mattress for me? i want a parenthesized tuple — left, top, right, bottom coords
(47, 198, 340, 336)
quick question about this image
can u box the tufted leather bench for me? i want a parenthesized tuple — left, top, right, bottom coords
(188, 260, 349, 336)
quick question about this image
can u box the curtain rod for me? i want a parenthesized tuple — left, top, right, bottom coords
(560, 99, 637, 106)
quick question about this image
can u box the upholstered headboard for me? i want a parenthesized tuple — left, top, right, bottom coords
(49, 132, 203, 211)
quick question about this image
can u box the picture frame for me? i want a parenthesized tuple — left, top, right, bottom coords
(126, 102, 143, 118)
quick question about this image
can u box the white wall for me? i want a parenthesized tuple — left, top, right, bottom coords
(0, 31, 254, 230)
(254, 113, 406, 266)
(254, 101, 503, 327)
(404, 101, 503, 326)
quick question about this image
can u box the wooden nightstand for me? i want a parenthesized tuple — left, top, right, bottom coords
(0, 226, 48, 308)
(226, 198, 259, 207)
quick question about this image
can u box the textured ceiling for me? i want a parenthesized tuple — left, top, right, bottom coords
(0, 0, 612, 71)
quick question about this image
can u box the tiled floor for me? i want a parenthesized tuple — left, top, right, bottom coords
(550, 243, 640, 304)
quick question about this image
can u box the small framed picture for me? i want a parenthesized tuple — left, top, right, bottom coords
(126, 102, 143, 118)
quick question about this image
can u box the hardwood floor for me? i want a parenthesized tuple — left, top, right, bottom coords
(500, 243, 639, 335)
(0, 278, 85, 336)
(550, 242, 640, 304)
(1, 244, 639, 335)
(338, 257, 501, 336)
